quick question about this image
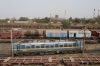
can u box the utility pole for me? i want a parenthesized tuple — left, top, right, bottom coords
(50, 13, 51, 22)
(60, 27, 62, 41)
(11, 29, 13, 57)
(83, 26, 86, 54)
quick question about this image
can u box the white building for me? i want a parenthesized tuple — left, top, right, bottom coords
(14, 21, 29, 23)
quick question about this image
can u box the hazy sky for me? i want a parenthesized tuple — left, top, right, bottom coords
(0, 0, 100, 19)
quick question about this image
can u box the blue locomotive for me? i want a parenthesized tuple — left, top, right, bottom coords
(13, 40, 84, 56)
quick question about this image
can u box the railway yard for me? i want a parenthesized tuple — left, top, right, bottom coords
(0, 0, 100, 65)
(0, 42, 100, 66)
(0, 26, 100, 66)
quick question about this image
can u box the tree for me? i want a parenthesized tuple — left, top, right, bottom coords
(0, 18, 7, 23)
(5, 18, 10, 22)
(18, 17, 29, 21)
(32, 18, 42, 23)
(69, 17, 72, 22)
(73, 18, 81, 23)
(88, 18, 95, 24)
(43, 17, 50, 23)
(11, 17, 17, 23)
(0, 18, 10, 23)
(61, 19, 71, 28)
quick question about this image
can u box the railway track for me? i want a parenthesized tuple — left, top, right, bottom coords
(0, 50, 100, 66)
(0, 56, 100, 66)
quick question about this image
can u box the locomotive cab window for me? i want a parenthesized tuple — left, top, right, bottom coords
(69, 44, 72, 47)
(36, 46, 40, 48)
(26, 46, 30, 49)
(73, 43, 76, 46)
(31, 45, 35, 48)
(46, 45, 49, 48)
(64, 44, 67, 47)
(21, 45, 25, 49)
(41, 44, 44, 48)
(60, 45, 63, 47)
(50, 45, 54, 48)
(55, 44, 58, 47)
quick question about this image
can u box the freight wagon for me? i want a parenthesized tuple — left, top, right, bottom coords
(0, 29, 92, 39)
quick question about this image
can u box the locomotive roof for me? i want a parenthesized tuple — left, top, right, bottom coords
(13, 41, 81, 45)
(14, 42, 75, 45)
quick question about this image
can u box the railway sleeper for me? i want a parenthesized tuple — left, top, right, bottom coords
(44, 63, 57, 66)
(65, 63, 80, 66)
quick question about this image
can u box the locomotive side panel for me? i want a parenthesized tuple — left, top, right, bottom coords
(13, 41, 83, 56)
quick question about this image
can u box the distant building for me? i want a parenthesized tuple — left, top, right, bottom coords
(7, 21, 10, 23)
(33, 22, 37, 23)
(14, 21, 29, 23)
(51, 22, 54, 23)
(55, 15, 59, 19)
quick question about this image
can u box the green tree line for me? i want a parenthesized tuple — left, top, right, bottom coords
(0, 16, 100, 28)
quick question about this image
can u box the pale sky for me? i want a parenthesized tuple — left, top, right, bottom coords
(0, 0, 100, 19)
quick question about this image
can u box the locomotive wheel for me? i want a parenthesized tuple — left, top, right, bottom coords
(69, 51, 74, 54)
(73, 51, 78, 53)
(45, 52, 49, 55)
(62, 51, 69, 54)
(31, 53, 35, 56)
(24, 53, 30, 56)
(48, 51, 55, 55)
(39, 52, 44, 56)
(18, 53, 23, 56)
